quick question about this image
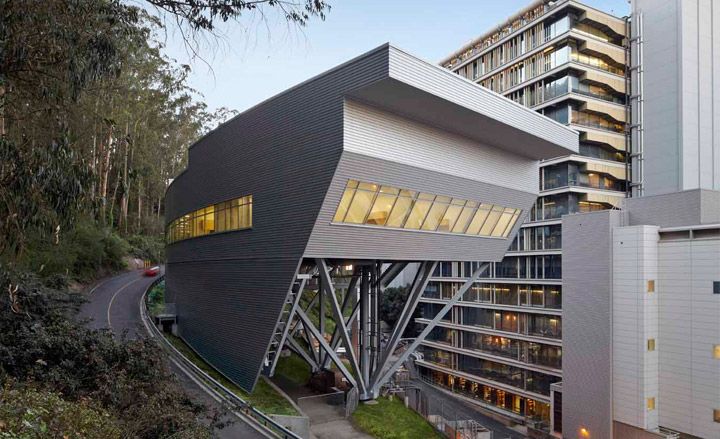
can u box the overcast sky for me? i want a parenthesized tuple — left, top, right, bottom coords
(162, 0, 630, 114)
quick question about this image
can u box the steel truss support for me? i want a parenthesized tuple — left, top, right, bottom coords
(370, 262, 490, 396)
(270, 259, 488, 401)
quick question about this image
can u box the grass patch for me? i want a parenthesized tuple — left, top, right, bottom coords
(274, 352, 312, 386)
(352, 396, 443, 439)
(165, 334, 298, 416)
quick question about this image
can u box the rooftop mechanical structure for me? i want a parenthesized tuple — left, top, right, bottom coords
(164, 44, 578, 399)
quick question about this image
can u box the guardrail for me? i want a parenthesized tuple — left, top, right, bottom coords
(141, 276, 302, 439)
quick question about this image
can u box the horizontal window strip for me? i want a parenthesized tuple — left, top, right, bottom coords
(333, 179, 521, 238)
(166, 195, 252, 244)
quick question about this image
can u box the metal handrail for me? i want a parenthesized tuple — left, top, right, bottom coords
(141, 276, 302, 439)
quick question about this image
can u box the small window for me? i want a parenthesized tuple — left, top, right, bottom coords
(714, 409, 720, 423)
(647, 397, 655, 410)
(647, 339, 656, 352)
(647, 280, 655, 293)
(714, 345, 720, 359)
(714, 281, 720, 295)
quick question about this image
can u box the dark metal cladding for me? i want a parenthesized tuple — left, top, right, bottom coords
(164, 44, 577, 392)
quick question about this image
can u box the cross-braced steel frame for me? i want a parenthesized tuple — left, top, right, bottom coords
(265, 258, 490, 400)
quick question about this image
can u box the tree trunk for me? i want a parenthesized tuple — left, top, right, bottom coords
(99, 124, 114, 224)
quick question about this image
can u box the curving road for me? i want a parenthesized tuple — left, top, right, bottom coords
(78, 269, 266, 439)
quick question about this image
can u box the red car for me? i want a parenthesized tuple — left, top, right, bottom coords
(144, 266, 160, 276)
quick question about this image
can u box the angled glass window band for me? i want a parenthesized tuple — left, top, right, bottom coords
(166, 194, 253, 244)
(332, 179, 521, 238)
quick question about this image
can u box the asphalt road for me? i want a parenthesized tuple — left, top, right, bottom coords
(78, 269, 266, 439)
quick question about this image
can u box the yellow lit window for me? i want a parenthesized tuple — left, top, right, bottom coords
(647, 397, 655, 410)
(166, 195, 252, 244)
(421, 196, 451, 231)
(479, 205, 504, 236)
(385, 193, 415, 227)
(647, 280, 655, 293)
(466, 204, 492, 235)
(366, 186, 399, 226)
(647, 339, 655, 352)
(331, 179, 521, 238)
(713, 345, 720, 359)
(437, 199, 464, 232)
(344, 187, 375, 224)
(452, 201, 477, 233)
(404, 195, 434, 229)
(333, 187, 355, 222)
(714, 409, 720, 423)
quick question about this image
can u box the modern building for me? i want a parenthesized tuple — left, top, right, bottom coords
(563, 189, 720, 439)
(163, 44, 577, 398)
(418, 0, 629, 433)
(424, 0, 720, 437)
(560, 0, 720, 438)
(629, 0, 720, 197)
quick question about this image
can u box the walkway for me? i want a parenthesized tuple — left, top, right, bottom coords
(78, 269, 266, 439)
(271, 375, 371, 439)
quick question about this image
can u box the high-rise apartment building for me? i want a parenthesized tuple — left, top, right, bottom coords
(415, 0, 629, 434)
(418, 0, 720, 437)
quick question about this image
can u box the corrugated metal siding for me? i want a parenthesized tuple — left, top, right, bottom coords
(624, 189, 719, 227)
(164, 47, 390, 391)
(304, 149, 536, 261)
(387, 46, 578, 154)
(342, 100, 538, 193)
(658, 237, 720, 437)
(562, 210, 622, 439)
(163, 43, 575, 391)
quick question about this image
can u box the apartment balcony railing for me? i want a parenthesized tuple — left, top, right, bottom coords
(571, 112, 625, 133)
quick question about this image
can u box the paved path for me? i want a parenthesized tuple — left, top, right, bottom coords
(78, 269, 266, 439)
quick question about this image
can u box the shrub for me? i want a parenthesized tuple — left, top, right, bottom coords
(126, 234, 165, 263)
(0, 268, 214, 438)
(0, 383, 122, 439)
(16, 219, 130, 282)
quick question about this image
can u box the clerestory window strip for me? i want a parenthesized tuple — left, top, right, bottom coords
(332, 180, 521, 238)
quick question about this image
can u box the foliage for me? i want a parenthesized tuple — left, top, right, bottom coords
(166, 334, 298, 416)
(352, 396, 443, 439)
(0, 268, 215, 438)
(274, 352, 312, 386)
(147, 279, 166, 316)
(127, 234, 166, 262)
(380, 285, 410, 328)
(146, 0, 330, 31)
(17, 219, 129, 282)
(0, 382, 122, 439)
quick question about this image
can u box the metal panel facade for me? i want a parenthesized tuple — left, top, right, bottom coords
(164, 44, 577, 392)
(164, 47, 390, 391)
(562, 210, 623, 439)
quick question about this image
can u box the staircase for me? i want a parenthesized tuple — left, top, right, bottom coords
(265, 273, 310, 376)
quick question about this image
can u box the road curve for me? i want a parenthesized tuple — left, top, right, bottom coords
(78, 269, 266, 439)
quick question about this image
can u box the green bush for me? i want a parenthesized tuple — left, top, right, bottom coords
(0, 268, 215, 438)
(0, 383, 122, 439)
(127, 234, 165, 262)
(17, 219, 130, 282)
(147, 280, 166, 316)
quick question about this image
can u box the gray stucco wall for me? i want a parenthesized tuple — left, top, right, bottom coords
(562, 210, 623, 439)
